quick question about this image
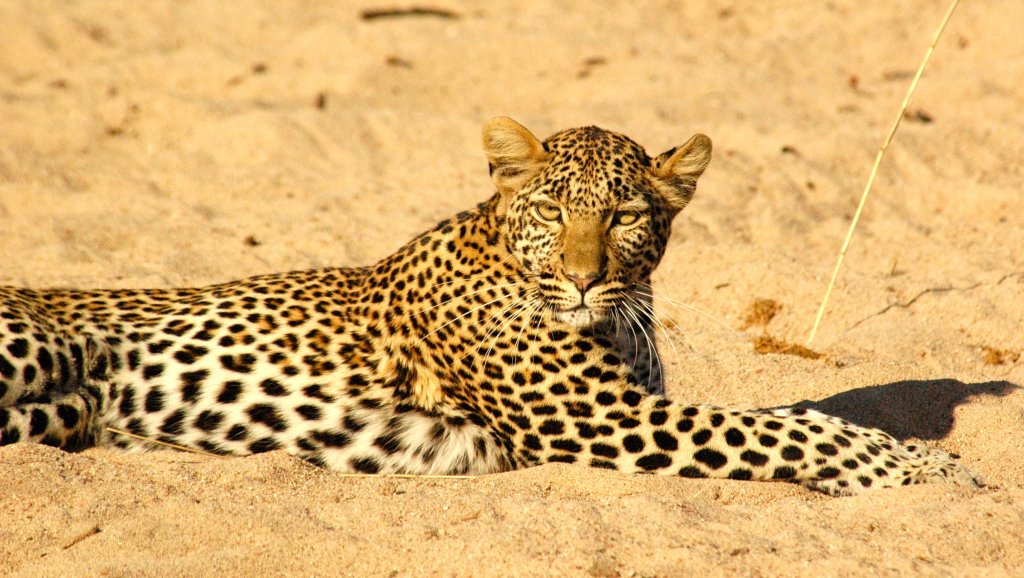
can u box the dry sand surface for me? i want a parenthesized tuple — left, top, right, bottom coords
(1, 1, 1023, 576)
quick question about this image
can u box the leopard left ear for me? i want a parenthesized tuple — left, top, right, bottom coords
(652, 134, 712, 211)
(482, 117, 548, 215)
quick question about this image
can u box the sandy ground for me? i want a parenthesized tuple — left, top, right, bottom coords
(1, 1, 1022, 576)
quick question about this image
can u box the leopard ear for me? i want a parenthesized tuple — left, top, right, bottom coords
(652, 134, 712, 211)
(482, 117, 548, 214)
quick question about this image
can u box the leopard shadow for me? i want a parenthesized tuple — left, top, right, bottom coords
(791, 379, 1019, 441)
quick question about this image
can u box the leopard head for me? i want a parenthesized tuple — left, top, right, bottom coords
(482, 117, 712, 328)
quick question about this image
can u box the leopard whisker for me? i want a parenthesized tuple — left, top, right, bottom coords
(626, 294, 683, 378)
(614, 307, 642, 378)
(412, 253, 520, 292)
(531, 298, 546, 331)
(482, 288, 538, 353)
(627, 291, 698, 352)
(513, 292, 544, 343)
(634, 304, 665, 392)
(456, 296, 530, 364)
(634, 283, 737, 335)
(483, 295, 539, 363)
(618, 299, 660, 394)
(510, 302, 539, 363)
(412, 281, 528, 318)
(464, 289, 536, 360)
(414, 291, 518, 344)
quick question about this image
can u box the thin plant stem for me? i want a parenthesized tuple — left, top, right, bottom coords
(106, 427, 228, 458)
(807, 0, 962, 346)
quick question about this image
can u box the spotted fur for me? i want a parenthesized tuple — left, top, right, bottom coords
(0, 118, 983, 495)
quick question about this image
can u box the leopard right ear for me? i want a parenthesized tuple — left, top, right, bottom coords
(652, 134, 712, 211)
(482, 117, 548, 215)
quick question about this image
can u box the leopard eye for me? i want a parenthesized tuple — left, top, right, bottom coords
(613, 210, 642, 227)
(532, 202, 562, 223)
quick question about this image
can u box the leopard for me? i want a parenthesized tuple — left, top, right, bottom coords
(0, 117, 984, 496)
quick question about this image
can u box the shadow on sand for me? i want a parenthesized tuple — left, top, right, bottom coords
(792, 379, 1019, 441)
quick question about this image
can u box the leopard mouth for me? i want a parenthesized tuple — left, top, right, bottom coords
(534, 284, 630, 328)
(550, 302, 609, 328)
(530, 276, 629, 328)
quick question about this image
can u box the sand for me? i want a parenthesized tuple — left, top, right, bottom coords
(1, 1, 1022, 576)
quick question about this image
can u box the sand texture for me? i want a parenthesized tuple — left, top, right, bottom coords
(1, 1, 1022, 576)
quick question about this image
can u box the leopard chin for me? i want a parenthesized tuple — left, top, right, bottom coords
(552, 305, 608, 328)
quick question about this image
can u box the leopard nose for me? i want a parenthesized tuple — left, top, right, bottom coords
(565, 271, 600, 292)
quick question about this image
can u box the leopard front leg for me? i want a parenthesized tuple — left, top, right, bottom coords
(796, 423, 986, 495)
(525, 394, 985, 496)
(895, 445, 987, 488)
(496, 349, 984, 496)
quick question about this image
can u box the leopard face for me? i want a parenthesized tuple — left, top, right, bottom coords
(484, 120, 712, 328)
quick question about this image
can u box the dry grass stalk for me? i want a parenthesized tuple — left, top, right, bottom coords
(105, 427, 477, 479)
(806, 0, 962, 346)
(334, 472, 478, 480)
(106, 427, 228, 458)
